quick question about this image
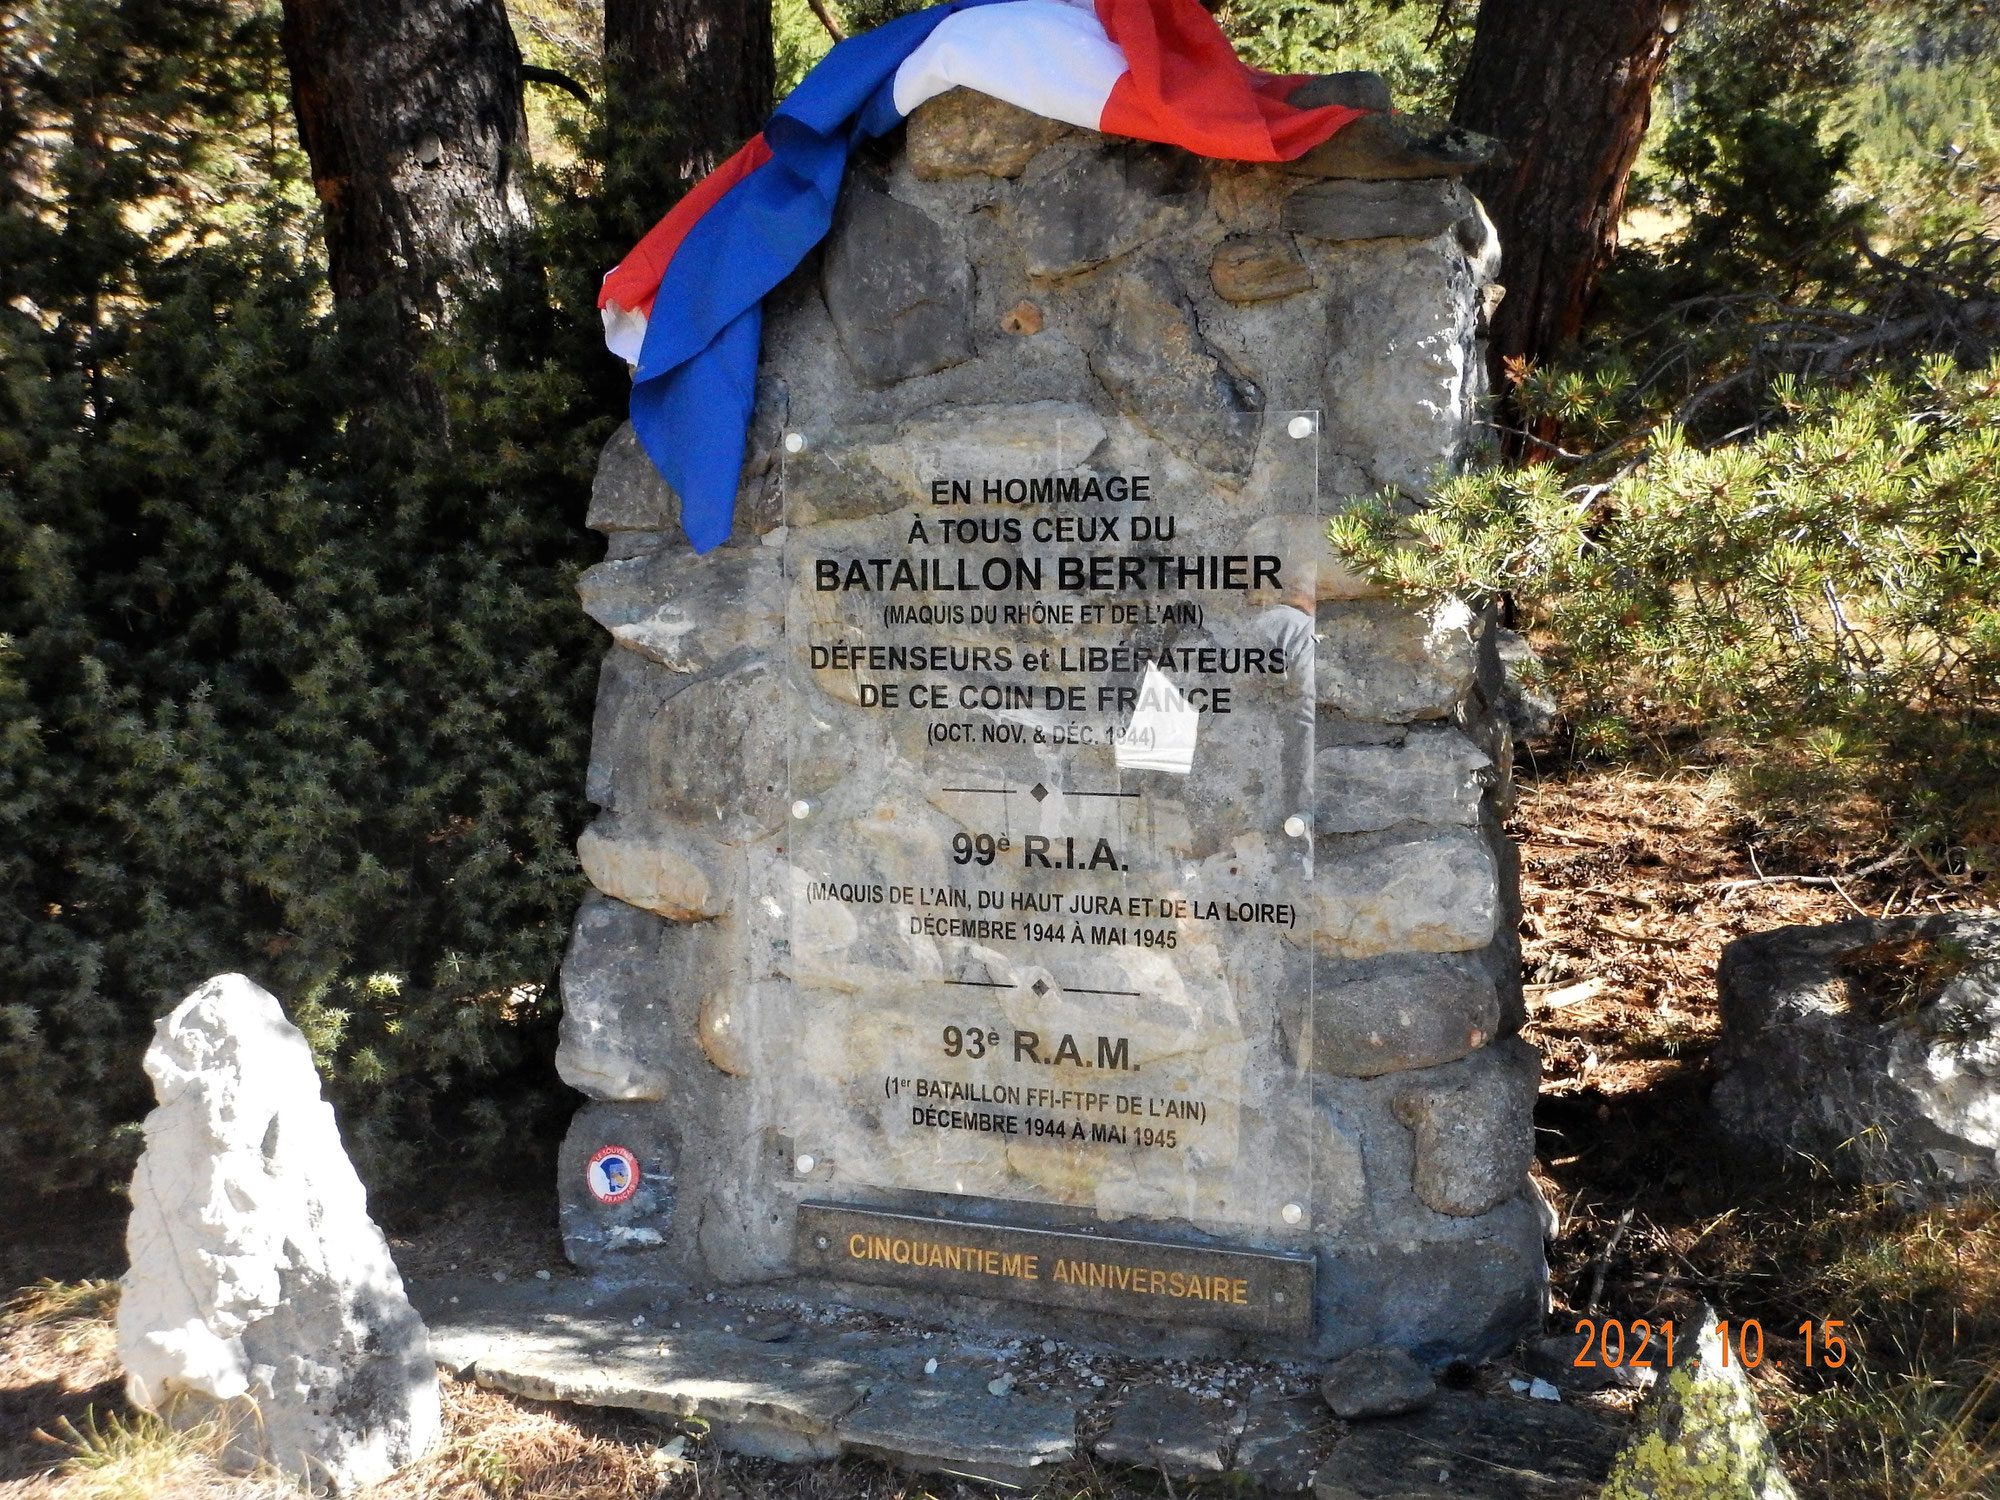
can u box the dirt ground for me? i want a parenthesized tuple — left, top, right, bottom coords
(1512, 763, 2000, 1499)
(4, 761, 1996, 1499)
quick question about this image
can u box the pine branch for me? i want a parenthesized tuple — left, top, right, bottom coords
(520, 65, 591, 106)
(806, 0, 847, 41)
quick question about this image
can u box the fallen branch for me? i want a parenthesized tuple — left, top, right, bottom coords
(1710, 871, 1871, 916)
(1530, 978, 1610, 1009)
(1579, 884, 1657, 910)
(1588, 921, 1678, 947)
(1585, 1206, 1637, 1316)
(1706, 843, 1913, 900)
(1527, 825, 1609, 848)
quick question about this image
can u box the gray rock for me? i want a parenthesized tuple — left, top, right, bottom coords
(906, 87, 1071, 180)
(1310, 1101, 1374, 1235)
(1393, 1038, 1540, 1216)
(589, 422, 679, 534)
(1525, 1332, 1655, 1393)
(1600, 1307, 1796, 1500)
(1317, 598, 1480, 722)
(773, 430, 912, 524)
(1283, 113, 1503, 182)
(1284, 178, 1472, 242)
(1318, 229, 1492, 494)
(1087, 257, 1262, 476)
(1211, 232, 1316, 303)
(1232, 1394, 1335, 1492)
(622, 658, 790, 840)
(582, 648, 694, 816)
(557, 1100, 680, 1269)
(1092, 1383, 1246, 1475)
(117, 975, 439, 1493)
(838, 1378, 1077, 1487)
(1712, 915, 2000, 1187)
(1288, 71, 1394, 115)
(822, 180, 974, 385)
(1313, 1194, 1546, 1365)
(556, 892, 676, 1099)
(577, 545, 782, 678)
(1315, 728, 1493, 833)
(1494, 627, 1557, 739)
(472, 1322, 871, 1461)
(1313, 827, 1501, 960)
(1311, 954, 1501, 1078)
(1320, 1346, 1436, 1419)
(557, 892, 753, 1098)
(1313, 1387, 1629, 1500)
(1014, 141, 1202, 278)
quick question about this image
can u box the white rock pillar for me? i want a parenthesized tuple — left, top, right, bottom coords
(117, 973, 440, 1493)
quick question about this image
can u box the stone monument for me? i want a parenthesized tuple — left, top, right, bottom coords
(556, 88, 1541, 1362)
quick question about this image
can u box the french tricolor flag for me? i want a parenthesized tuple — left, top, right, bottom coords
(600, 0, 1367, 552)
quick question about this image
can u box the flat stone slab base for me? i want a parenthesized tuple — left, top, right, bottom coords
(841, 1379, 1077, 1488)
(1315, 1393, 1631, 1500)
(412, 1277, 1628, 1494)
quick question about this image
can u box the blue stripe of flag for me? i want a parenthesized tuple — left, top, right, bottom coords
(631, 0, 1017, 553)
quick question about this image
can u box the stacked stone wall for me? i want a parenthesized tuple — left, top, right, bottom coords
(554, 90, 1543, 1360)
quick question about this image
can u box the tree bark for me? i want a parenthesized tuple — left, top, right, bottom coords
(280, 0, 532, 322)
(604, 0, 773, 185)
(1452, 0, 1684, 380)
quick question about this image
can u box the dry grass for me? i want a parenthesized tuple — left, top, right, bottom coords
(373, 1379, 675, 1500)
(23, 1407, 301, 1500)
(1, 1281, 126, 1495)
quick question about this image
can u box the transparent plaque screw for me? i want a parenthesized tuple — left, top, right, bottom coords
(1273, 1291, 1288, 1304)
(794, 1153, 816, 1175)
(790, 799, 811, 820)
(814, 1234, 831, 1250)
(1283, 815, 1307, 838)
(1281, 1202, 1305, 1224)
(784, 432, 806, 453)
(1286, 415, 1316, 440)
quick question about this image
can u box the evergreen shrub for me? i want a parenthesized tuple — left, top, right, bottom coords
(1330, 359, 2000, 870)
(0, 0, 610, 1200)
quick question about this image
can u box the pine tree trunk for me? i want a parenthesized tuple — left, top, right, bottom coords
(1452, 0, 1683, 380)
(604, 0, 773, 185)
(280, 0, 532, 321)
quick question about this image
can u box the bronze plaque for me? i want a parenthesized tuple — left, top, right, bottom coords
(795, 1202, 1314, 1338)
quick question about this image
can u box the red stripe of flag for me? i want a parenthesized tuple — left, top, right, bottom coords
(1095, 0, 1364, 162)
(600, 133, 777, 318)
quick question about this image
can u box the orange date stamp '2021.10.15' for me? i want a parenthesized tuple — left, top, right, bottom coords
(1572, 1318, 1853, 1371)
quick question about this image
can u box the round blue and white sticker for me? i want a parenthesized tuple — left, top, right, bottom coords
(586, 1144, 640, 1205)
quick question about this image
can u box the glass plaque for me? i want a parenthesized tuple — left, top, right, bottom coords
(773, 406, 1322, 1236)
